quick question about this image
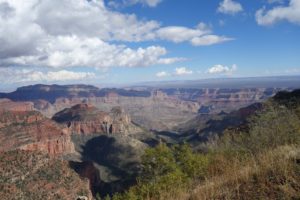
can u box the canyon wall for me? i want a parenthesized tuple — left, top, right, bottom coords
(52, 103, 142, 135)
(0, 84, 293, 131)
(0, 108, 74, 156)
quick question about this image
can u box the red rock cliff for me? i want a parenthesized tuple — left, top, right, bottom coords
(52, 104, 137, 135)
(0, 110, 74, 156)
(0, 98, 34, 112)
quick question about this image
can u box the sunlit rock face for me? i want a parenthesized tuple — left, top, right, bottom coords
(0, 109, 74, 156)
(0, 98, 34, 112)
(52, 104, 139, 135)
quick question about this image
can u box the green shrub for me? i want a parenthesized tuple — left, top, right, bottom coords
(173, 143, 209, 179)
(140, 143, 178, 183)
(246, 103, 300, 152)
(112, 143, 210, 199)
(214, 102, 300, 156)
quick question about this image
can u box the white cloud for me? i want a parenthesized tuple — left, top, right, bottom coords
(0, 68, 95, 84)
(137, 0, 163, 7)
(191, 35, 233, 46)
(33, 0, 160, 42)
(4, 35, 181, 69)
(207, 64, 237, 74)
(217, 0, 243, 15)
(156, 71, 169, 77)
(34, 70, 95, 81)
(110, 0, 163, 7)
(156, 23, 211, 43)
(0, 0, 178, 69)
(0, 0, 232, 71)
(174, 67, 193, 75)
(156, 22, 233, 46)
(0, 0, 159, 45)
(256, 0, 300, 25)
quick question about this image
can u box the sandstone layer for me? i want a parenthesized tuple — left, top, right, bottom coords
(0, 110, 74, 156)
(52, 103, 141, 135)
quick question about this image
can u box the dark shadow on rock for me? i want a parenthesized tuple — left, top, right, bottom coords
(69, 135, 142, 197)
(69, 161, 101, 195)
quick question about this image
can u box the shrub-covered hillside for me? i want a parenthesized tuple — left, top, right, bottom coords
(0, 150, 92, 200)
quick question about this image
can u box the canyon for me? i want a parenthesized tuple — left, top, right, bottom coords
(0, 80, 295, 131)
(0, 96, 153, 198)
(0, 77, 299, 199)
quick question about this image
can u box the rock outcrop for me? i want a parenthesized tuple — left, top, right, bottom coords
(0, 110, 74, 156)
(52, 104, 138, 135)
(0, 98, 34, 112)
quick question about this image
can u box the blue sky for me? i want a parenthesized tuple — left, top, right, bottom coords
(0, 0, 299, 90)
(111, 0, 300, 82)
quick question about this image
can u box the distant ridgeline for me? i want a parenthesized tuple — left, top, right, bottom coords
(0, 84, 151, 103)
(0, 82, 299, 131)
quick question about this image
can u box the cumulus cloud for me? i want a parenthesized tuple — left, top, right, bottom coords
(207, 64, 237, 74)
(0, 0, 179, 69)
(156, 71, 169, 77)
(156, 67, 194, 77)
(256, 0, 300, 25)
(174, 67, 193, 75)
(33, 0, 159, 42)
(0, 68, 95, 84)
(3, 35, 182, 69)
(217, 0, 243, 15)
(109, 0, 163, 8)
(0, 0, 232, 72)
(156, 22, 233, 46)
(133, 0, 163, 7)
(191, 35, 233, 46)
(156, 23, 210, 43)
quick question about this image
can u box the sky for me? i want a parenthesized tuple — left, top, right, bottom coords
(0, 0, 300, 90)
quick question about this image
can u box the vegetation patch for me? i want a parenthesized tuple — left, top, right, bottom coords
(108, 95, 300, 200)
